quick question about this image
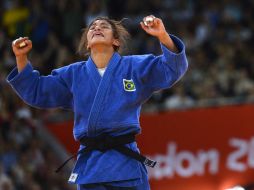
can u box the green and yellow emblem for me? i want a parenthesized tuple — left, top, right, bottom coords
(123, 79, 136, 92)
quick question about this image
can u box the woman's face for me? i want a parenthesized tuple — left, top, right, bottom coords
(87, 19, 119, 50)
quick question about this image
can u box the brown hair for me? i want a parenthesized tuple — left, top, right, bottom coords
(77, 17, 130, 56)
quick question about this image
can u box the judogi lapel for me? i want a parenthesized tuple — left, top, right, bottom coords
(86, 52, 121, 136)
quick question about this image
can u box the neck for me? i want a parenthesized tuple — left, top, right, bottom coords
(90, 47, 115, 68)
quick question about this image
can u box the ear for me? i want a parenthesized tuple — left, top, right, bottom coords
(87, 44, 90, 50)
(113, 39, 120, 47)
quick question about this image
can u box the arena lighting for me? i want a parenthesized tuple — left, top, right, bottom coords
(225, 186, 245, 190)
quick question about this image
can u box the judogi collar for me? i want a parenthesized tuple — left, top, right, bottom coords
(86, 52, 122, 136)
(86, 52, 121, 88)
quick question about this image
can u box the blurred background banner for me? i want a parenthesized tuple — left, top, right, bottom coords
(46, 104, 254, 190)
(140, 104, 254, 190)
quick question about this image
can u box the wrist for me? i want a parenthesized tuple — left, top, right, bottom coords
(158, 32, 169, 43)
(16, 55, 28, 72)
(16, 55, 27, 61)
(158, 33, 179, 53)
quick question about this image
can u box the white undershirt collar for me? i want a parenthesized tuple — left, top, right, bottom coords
(97, 67, 107, 76)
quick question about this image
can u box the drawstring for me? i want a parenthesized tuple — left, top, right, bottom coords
(55, 154, 78, 173)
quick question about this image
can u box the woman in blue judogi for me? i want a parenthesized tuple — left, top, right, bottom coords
(7, 15, 188, 190)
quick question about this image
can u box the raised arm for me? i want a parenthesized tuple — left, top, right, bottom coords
(7, 37, 73, 110)
(12, 37, 32, 72)
(140, 15, 179, 53)
(132, 16, 188, 92)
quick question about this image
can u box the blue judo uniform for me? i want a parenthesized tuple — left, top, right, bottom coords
(7, 35, 188, 189)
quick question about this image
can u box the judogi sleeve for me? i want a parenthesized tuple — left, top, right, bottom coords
(6, 63, 73, 109)
(133, 34, 188, 92)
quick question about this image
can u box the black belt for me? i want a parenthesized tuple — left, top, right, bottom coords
(55, 133, 156, 173)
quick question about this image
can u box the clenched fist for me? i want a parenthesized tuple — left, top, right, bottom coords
(12, 37, 32, 57)
(140, 15, 178, 53)
(12, 37, 33, 72)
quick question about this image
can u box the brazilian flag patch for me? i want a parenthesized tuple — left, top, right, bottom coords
(123, 79, 136, 92)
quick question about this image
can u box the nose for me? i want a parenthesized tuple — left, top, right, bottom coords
(94, 25, 101, 31)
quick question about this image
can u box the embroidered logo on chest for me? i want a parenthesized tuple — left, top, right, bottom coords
(123, 79, 136, 92)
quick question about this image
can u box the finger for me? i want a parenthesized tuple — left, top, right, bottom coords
(143, 15, 155, 26)
(19, 41, 27, 48)
(143, 17, 148, 26)
(144, 17, 154, 26)
(18, 40, 32, 50)
(144, 15, 156, 20)
(25, 40, 32, 48)
(140, 22, 148, 31)
(153, 18, 161, 26)
(12, 37, 25, 46)
(143, 16, 149, 23)
(12, 37, 29, 47)
(149, 15, 156, 19)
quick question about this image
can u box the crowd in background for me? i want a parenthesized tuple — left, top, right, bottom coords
(0, 113, 74, 190)
(0, 0, 254, 189)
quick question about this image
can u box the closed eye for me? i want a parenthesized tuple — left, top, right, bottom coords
(89, 23, 111, 30)
(101, 24, 110, 28)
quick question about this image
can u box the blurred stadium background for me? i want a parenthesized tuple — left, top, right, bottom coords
(0, 0, 254, 190)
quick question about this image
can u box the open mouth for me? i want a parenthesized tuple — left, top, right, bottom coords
(92, 32, 104, 38)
